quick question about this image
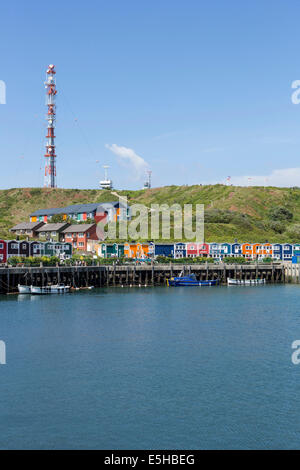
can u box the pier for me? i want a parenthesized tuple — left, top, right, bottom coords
(0, 263, 289, 294)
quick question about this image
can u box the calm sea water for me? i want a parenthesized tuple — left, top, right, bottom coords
(0, 285, 300, 449)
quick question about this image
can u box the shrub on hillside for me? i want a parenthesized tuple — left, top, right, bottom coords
(268, 206, 293, 221)
(268, 220, 286, 234)
(204, 209, 253, 229)
(30, 188, 42, 196)
(284, 224, 300, 241)
(230, 212, 253, 229)
(204, 209, 231, 223)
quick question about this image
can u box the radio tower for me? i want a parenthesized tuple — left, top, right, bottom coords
(44, 64, 57, 188)
(143, 170, 152, 189)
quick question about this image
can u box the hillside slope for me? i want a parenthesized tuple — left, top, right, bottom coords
(1, 185, 300, 242)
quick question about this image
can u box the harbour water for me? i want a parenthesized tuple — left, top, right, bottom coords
(0, 285, 300, 449)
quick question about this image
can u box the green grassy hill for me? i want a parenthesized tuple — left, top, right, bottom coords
(1, 185, 300, 242)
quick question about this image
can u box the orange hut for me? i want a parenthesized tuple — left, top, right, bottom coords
(241, 243, 253, 259)
(253, 243, 273, 259)
(252, 243, 262, 259)
(136, 243, 149, 259)
(124, 243, 138, 258)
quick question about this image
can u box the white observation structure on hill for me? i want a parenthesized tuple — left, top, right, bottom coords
(100, 165, 113, 190)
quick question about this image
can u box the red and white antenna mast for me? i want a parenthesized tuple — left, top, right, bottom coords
(44, 64, 57, 188)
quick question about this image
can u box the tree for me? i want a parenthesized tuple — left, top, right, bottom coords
(50, 214, 66, 223)
(50, 214, 73, 224)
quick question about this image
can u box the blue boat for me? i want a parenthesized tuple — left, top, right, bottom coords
(167, 273, 219, 287)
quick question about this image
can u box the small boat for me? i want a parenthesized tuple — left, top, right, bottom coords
(49, 284, 70, 294)
(30, 286, 51, 295)
(18, 284, 31, 294)
(227, 278, 266, 286)
(167, 273, 219, 287)
(30, 284, 71, 295)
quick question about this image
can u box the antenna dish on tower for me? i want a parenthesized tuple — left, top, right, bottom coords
(100, 164, 113, 190)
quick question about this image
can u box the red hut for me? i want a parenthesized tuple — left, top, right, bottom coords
(0, 240, 7, 263)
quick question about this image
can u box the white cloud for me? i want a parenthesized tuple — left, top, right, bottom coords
(105, 144, 149, 179)
(228, 168, 300, 187)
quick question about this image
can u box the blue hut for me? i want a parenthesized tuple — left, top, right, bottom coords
(282, 243, 293, 261)
(148, 242, 155, 258)
(292, 244, 300, 263)
(221, 243, 231, 257)
(30, 241, 45, 257)
(154, 244, 174, 258)
(209, 243, 222, 259)
(19, 241, 30, 258)
(231, 243, 242, 257)
(272, 244, 282, 260)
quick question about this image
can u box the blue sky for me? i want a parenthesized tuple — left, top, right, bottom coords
(1, 0, 300, 189)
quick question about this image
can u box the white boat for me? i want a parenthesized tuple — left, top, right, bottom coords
(30, 284, 70, 295)
(50, 284, 70, 294)
(18, 284, 31, 294)
(227, 278, 266, 286)
(30, 286, 50, 295)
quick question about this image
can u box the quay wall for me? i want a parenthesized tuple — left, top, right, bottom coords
(0, 263, 290, 294)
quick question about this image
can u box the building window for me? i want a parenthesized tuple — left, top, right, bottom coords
(0, 243, 3, 249)
(78, 233, 84, 238)
(78, 242, 84, 247)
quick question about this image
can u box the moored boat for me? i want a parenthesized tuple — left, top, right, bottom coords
(30, 286, 51, 295)
(167, 273, 219, 287)
(227, 278, 266, 286)
(30, 284, 70, 295)
(17, 284, 31, 294)
(50, 284, 70, 294)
